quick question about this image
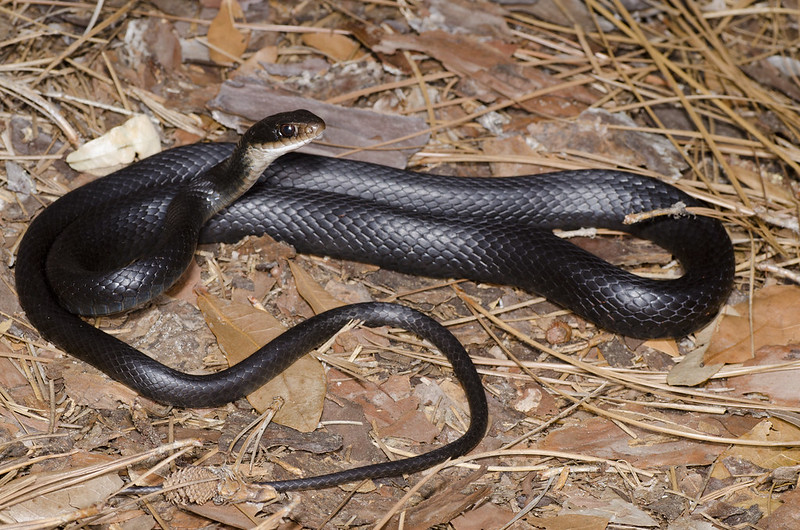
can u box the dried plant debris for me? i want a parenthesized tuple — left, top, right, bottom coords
(162, 466, 277, 505)
(1, 0, 800, 528)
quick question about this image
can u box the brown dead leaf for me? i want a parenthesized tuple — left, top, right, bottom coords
(182, 501, 265, 528)
(539, 414, 727, 467)
(741, 58, 800, 109)
(61, 361, 139, 410)
(196, 289, 285, 362)
(708, 419, 796, 514)
(728, 345, 800, 406)
(667, 311, 725, 385)
(759, 487, 800, 530)
(712, 419, 800, 480)
(645, 339, 680, 357)
(301, 32, 360, 62)
(0, 353, 34, 400)
(231, 45, 278, 78)
(342, 20, 414, 74)
(0, 472, 123, 524)
(705, 285, 800, 365)
(330, 371, 425, 433)
(449, 496, 515, 530)
(399, 470, 490, 529)
(196, 290, 326, 432)
(250, 354, 326, 433)
(288, 260, 344, 314)
(378, 408, 439, 444)
(512, 380, 559, 417)
(375, 30, 597, 117)
(207, 0, 249, 64)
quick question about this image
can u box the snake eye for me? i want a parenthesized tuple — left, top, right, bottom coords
(279, 124, 297, 138)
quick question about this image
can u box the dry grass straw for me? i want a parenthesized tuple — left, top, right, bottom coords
(0, 0, 799, 526)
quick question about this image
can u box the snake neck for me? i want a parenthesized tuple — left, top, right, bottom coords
(181, 110, 325, 222)
(187, 140, 284, 222)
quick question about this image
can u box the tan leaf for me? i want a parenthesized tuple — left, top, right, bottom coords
(645, 338, 679, 357)
(301, 32, 360, 62)
(711, 419, 800, 478)
(232, 45, 278, 78)
(482, 134, 548, 177)
(288, 261, 344, 314)
(246, 354, 327, 432)
(705, 285, 800, 365)
(666, 347, 723, 387)
(450, 502, 517, 530)
(728, 344, 800, 406)
(708, 419, 799, 514)
(196, 289, 285, 361)
(207, 0, 249, 64)
(196, 291, 326, 432)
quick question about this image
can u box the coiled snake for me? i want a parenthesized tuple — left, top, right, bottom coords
(15, 110, 734, 490)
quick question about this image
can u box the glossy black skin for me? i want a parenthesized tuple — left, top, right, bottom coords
(15, 123, 733, 490)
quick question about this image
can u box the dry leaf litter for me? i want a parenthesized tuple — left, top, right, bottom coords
(1, 0, 799, 528)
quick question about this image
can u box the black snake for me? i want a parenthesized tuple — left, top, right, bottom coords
(15, 110, 734, 490)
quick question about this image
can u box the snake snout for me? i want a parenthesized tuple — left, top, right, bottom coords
(244, 109, 325, 149)
(280, 109, 325, 144)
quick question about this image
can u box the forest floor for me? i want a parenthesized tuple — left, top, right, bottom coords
(1, 0, 800, 528)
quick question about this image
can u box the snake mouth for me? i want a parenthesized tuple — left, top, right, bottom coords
(293, 119, 326, 144)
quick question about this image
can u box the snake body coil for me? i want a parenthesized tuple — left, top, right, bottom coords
(15, 111, 734, 491)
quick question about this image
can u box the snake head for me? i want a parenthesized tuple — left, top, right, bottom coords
(242, 109, 326, 152)
(212, 110, 326, 208)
